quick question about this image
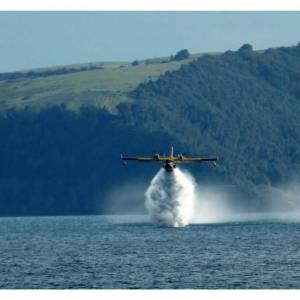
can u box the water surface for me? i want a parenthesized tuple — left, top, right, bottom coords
(0, 215, 299, 288)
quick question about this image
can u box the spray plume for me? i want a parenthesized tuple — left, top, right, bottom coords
(145, 167, 240, 226)
(145, 168, 196, 227)
(144, 167, 300, 227)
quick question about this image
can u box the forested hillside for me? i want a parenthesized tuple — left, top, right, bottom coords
(120, 43, 300, 199)
(1, 44, 300, 216)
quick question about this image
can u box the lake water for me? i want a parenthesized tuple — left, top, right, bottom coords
(0, 215, 300, 289)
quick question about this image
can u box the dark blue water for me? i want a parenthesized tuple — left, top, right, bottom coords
(0, 215, 300, 289)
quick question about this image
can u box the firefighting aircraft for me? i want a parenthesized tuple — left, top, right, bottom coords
(121, 146, 218, 172)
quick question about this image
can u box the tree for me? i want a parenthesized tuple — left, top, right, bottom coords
(238, 43, 253, 52)
(132, 60, 139, 66)
(173, 49, 190, 61)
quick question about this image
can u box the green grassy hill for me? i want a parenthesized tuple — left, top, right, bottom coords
(0, 53, 202, 113)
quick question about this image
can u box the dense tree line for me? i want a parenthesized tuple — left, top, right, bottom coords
(1, 44, 300, 216)
(0, 105, 172, 216)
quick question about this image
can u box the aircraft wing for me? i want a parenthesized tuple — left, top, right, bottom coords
(175, 157, 218, 164)
(121, 156, 160, 162)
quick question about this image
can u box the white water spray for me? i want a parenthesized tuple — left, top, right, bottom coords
(144, 167, 300, 226)
(145, 168, 196, 227)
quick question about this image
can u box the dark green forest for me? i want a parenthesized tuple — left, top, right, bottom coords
(1, 44, 300, 216)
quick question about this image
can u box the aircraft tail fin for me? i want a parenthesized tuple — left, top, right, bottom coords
(170, 145, 174, 158)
